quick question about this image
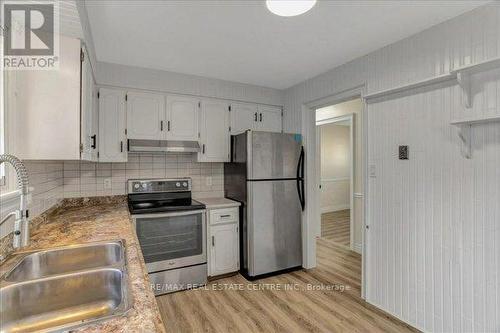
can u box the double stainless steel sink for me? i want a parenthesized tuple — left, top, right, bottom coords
(0, 240, 131, 333)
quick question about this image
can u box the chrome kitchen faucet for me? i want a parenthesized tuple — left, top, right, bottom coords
(0, 154, 29, 250)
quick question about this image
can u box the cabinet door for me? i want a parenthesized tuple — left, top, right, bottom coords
(230, 103, 258, 135)
(80, 47, 97, 161)
(166, 95, 199, 141)
(126, 92, 165, 140)
(198, 99, 230, 162)
(257, 106, 282, 133)
(209, 223, 239, 276)
(98, 88, 127, 162)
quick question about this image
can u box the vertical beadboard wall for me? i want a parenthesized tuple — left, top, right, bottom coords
(284, 4, 500, 333)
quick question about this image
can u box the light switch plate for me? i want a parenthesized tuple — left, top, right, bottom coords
(369, 165, 376, 178)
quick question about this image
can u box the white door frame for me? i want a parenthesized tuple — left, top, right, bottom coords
(316, 114, 354, 251)
(300, 84, 368, 299)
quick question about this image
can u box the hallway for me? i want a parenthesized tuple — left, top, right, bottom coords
(321, 209, 350, 247)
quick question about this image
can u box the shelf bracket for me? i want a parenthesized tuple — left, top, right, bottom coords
(457, 124, 472, 159)
(456, 72, 472, 108)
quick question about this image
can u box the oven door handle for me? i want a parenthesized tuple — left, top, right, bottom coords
(132, 209, 206, 218)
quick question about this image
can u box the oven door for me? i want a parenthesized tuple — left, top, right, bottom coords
(132, 209, 206, 272)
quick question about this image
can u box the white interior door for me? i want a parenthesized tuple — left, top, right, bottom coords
(126, 91, 164, 140)
(230, 103, 258, 134)
(257, 106, 282, 133)
(98, 88, 127, 162)
(199, 99, 230, 162)
(210, 223, 239, 276)
(166, 95, 199, 141)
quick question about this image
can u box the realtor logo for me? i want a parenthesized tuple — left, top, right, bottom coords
(2, 1, 59, 69)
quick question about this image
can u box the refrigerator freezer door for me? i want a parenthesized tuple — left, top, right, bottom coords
(247, 179, 302, 276)
(248, 131, 301, 180)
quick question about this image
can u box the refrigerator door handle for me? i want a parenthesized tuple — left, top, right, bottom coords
(296, 146, 305, 210)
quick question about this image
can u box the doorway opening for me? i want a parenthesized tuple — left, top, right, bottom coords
(315, 98, 362, 254)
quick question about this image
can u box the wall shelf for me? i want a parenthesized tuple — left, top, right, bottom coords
(452, 57, 500, 109)
(364, 73, 456, 102)
(450, 57, 500, 76)
(450, 114, 500, 126)
(364, 57, 500, 105)
(450, 115, 500, 160)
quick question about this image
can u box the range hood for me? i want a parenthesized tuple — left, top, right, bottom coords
(128, 139, 201, 153)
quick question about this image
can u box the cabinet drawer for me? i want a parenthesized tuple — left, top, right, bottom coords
(209, 208, 238, 225)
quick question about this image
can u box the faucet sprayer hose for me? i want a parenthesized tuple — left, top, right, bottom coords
(0, 154, 29, 195)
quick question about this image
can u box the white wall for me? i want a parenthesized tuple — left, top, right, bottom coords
(284, 3, 500, 332)
(319, 123, 350, 213)
(96, 62, 284, 106)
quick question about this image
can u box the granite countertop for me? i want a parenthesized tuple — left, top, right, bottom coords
(195, 197, 241, 209)
(1, 196, 165, 333)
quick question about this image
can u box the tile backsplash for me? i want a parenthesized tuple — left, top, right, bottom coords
(0, 153, 224, 239)
(62, 153, 224, 199)
(21, 161, 64, 217)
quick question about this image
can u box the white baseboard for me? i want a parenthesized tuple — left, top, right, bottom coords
(353, 243, 362, 254)
(321, 204, 350, 213)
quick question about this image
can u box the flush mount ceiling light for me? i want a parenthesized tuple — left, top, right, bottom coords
(266, 0, 316, 17)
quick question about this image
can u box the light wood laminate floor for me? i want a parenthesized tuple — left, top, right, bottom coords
(321, 210, 350, 246)
(156, 238, 419, 333)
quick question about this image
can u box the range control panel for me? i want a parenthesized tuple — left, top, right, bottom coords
(127, 178, 191, 194)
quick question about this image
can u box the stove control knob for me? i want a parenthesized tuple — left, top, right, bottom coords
(183, 182, 188, 187)
(176, 182, 181, 187)
(134, 183, 140, 189)
(142, 183, 147, 189)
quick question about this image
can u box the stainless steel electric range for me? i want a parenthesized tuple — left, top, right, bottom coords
(127, 178, 207, 295)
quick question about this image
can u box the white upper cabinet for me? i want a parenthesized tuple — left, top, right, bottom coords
(230, 102, 258, 134)
(198, 99, 230, 162)
(81, 46, 98, 161)
(166, 95, 199, 141)
(126, 91, 165, 140)
(98, 88, 127, 162)
(256, 105, 282, 133)
(13, 36, 81, 160)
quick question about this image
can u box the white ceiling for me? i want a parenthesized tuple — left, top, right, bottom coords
(85, 0, 486, 90)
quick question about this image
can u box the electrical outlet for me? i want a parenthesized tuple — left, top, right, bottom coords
(104, 178, 112, 190)
(205, 176, 212, 186)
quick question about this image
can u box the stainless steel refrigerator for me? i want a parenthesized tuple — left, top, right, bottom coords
(224, 130, 305, 279)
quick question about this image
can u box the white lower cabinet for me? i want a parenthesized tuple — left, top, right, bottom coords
(207, 207, 239, 277)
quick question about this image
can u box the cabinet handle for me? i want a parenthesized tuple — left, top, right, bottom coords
(167, 120, 171, 131)
(160, 120, 163, 131)
(260, 113, 262, 122)
(202, 144, 205, 154)
(212, 236, 215, 247)
(91, 135, 96, 149)
(120, 141, 123, 152)
(254, 112, 258, 122)
(220, 214, 231, 218)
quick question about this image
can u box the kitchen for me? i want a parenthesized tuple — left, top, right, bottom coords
(1, 1, 500, 332)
